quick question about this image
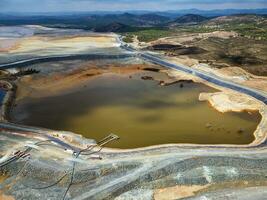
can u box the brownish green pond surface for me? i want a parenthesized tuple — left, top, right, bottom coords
(12, 72, 261, 148)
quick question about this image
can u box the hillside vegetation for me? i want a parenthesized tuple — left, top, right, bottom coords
(121, 14, 267, 42)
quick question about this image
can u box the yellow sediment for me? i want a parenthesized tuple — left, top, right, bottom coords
(199, 92, 262, 113)
(0, 191, 14, 200)
(7, 35, 118, 54)
(153, 185, 209, 200)
(166, 62, 267, 146)
(15, 63, 160, 99)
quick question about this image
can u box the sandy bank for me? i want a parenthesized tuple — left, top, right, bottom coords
(165, 64, 267, 146)
(7, 36, 118, 54)
(0, 25, 118, 54)
(198, 91, 267, 145)
(9, 52, 266, 147)
(199, 92, 262, 113)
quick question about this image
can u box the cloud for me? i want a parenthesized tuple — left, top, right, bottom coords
(0, 0, 8, 7)
(0, 0, 266, 12)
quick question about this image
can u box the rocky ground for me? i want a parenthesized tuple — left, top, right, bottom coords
(0, 63, 266, 199)
(0, 122, 266, 200)
(132, 29, 267, 75)
(0, 28, 266, 199)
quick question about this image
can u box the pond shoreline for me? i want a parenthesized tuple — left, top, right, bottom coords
(0, 27, 266, 200)
(1, 64, 266, 149)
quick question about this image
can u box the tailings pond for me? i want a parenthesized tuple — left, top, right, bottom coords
(11, 71, 261, 148)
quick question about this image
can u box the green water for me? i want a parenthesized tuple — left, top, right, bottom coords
(12, 72, 261, 148)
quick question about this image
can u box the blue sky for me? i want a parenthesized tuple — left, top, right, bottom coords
(0, 0, 266, 12)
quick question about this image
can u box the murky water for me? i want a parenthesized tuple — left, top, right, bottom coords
(12, 72, 261, 148)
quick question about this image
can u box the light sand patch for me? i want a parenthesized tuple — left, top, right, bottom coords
(153, 185, 209, 200)
(8, 35, 118, 54)
(217, 67, 267, 93)
(0, 176, 14, 200)
(0, 191, 14, 200)
(164, 61, 267, 146)
(0, 38, 20, 52)
(0, 175, 7, 183)
(152, 31, 238, 45)
(167, 56, 199, 67)
(199, 92, 262, 113)
(192, 64, 267, 94)
(166, 56, 267, 101)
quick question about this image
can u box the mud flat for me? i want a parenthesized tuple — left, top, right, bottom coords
(0, 26, 123, 64)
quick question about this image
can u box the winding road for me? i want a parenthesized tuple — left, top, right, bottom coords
(0, 36, 266, 151)
(1, 36, 266, 105)
(120, 41, 267, 105)
(0, 34, 266, 200)
(0, 53, 132, 69)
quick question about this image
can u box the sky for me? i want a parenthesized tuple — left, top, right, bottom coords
(0, 0, 266, 13)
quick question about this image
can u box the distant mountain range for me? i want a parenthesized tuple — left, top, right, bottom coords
(170, 14, 208, 25)
(0, 12, 171, 28)
(156, 8, 267, 18)
(2, 8, 267, 17)
(95, 22, 133, 32)
(95, 14, 214, 32)
(0, 10, 266, 33)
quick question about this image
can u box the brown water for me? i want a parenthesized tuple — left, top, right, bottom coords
(12, 72, 261, 148)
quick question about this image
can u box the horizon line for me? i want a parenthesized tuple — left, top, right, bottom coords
(1, 8, 267, 14)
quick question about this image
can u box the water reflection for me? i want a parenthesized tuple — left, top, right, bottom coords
(12, 72, 261, 148)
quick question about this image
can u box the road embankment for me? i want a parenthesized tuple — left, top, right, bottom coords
(0, 80, 16, 121)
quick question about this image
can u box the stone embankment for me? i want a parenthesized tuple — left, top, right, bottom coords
(0, 80, 16, 121)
